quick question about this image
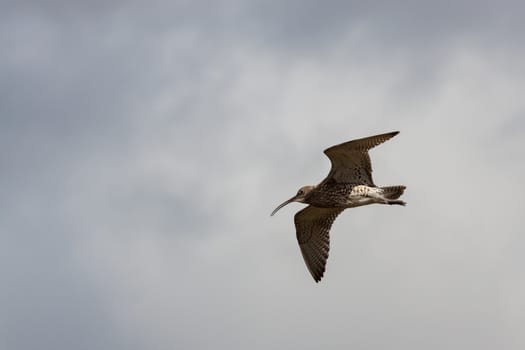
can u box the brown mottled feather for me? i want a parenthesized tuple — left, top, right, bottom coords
(321, 131, 399, 186)
(294, 206, 344, 282)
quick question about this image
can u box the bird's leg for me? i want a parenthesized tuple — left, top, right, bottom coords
(386, 199, 406, 206)
(354, 186, 406, 206)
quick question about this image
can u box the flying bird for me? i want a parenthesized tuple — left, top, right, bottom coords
(271, 131, 406, 282)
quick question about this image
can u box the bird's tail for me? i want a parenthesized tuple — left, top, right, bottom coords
(381, 185, 406, 200)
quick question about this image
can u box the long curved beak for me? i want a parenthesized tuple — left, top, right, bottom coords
(270, 196, 297, 216)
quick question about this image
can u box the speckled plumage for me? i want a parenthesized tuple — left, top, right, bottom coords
(271, 131, 406, 283)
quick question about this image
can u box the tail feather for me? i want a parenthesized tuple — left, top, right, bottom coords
(381, 185, 406, 200)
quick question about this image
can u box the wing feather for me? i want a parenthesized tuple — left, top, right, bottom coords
(321, 131, 399, 185)
(294, 206, 344, 282)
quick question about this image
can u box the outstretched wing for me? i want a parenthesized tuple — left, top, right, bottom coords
(321, 131, 399, 186)
(294, 206, 344, 282)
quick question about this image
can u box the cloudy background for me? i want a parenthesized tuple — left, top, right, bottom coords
(2, 1, 525, 349)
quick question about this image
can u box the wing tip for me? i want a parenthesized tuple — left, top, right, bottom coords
(383, 130, 400, 139)
(311, 267, 325, 283)
(306, 260, 326, 283)
(324, 130, 401, 155)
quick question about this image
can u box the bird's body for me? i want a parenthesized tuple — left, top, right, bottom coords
(271, 131, 406, 282)
(302, 182, 405, 209)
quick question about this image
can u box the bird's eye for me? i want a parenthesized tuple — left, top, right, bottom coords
(298, 189, 304, 196)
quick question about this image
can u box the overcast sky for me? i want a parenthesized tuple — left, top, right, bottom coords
(2, 1, 525, 349)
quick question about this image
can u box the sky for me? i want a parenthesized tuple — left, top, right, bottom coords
(2, 1, 525, 349)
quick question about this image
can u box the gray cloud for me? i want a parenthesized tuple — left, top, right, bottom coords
(2, 1, 525, 349)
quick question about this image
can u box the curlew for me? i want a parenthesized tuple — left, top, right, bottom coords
(271, 131, 406, 282)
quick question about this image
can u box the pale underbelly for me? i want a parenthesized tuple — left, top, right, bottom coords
(310, 185, 385, 208)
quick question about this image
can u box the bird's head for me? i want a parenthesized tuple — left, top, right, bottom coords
(270, 185, 315, 216)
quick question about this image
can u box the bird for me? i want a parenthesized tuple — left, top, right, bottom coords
(271, 131, 406, 282)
